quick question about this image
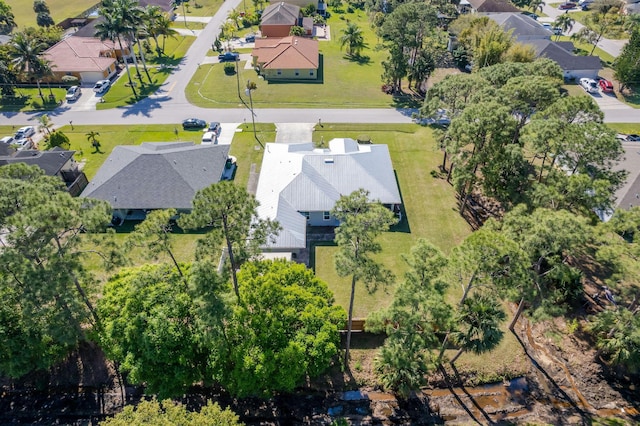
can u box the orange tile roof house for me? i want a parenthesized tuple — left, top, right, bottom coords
(252, 36, 319, 80)
(260, 2, 312, 37)
(43, 37, 117, 84)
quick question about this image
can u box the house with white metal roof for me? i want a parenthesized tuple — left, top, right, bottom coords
(255, 138, 402, 253)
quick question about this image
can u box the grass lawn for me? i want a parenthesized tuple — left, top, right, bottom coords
(607, 123, 640, 134)
(5, 0, 96, 29)
(554, 35, 615, 65)
(186, 10, 422, 109)
(174, 0, 225, 17)
(0, 88, 67, 112)
(171, 21, 207, 30)
(312, 124, 471, 318)
(143, 34, 196, 66)
(228, 123, 275, 188)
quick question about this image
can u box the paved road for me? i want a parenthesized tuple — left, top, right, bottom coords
(0, 2, 638, 127)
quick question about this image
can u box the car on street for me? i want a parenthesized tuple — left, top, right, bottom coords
(65, 85, 82, 101)
(522, 11, 538, 19)
(579, 78, 598, 93)
(218, 52, 240, 62)
(245, 34, 256, 42)
(598, 78, 614, 93)
(1, 136, 15, 144)
(14, 126, 35, 140)
(558, 2, 577, 9)
(182, 118, 207, 130)
(627, 134, 640, 142)
(93, 79, 111, 94)
(208, 121, 221, 135)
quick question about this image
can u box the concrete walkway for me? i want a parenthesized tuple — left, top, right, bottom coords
(275, 123, 315, 144)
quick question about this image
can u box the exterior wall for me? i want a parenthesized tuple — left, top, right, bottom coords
(564, 69, 599, 80)
(263, 67, 317, 80)
(260, 24, 294, 37)
(79, 71, 107, 84)
(307, 210, 339, 227)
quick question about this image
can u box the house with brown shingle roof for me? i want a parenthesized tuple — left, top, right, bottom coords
(43, 37, 118, 84)
(252, 36, 319, 80)
(260, 2, 313, 37)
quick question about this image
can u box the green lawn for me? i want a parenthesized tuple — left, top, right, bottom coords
(607, 123, 640, 134)
(5, 0, 96, 29)
(143, 34, 196, 66)
(566, 10, 629, 40)
(313, 124, 472, 318)
(171, 21, 207, 30)
(228, 123, 275, 188)
(555, 35, 615, 65)
(174, 0, 226, 17)
(186, 11, 422, 109)
(0, 88, 67, 112)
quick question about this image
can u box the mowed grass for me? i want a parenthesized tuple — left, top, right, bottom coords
(312, 124, 471, 318)
(555, 35, 615, 65)
(174, 0, 225, 17)
(6, 0, 96, 29)
(228, 123, 275, 188)
(186, 10, 420, 108)
(0, 88, 67, 112)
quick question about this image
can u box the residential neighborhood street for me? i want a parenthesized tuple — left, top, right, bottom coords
(0, 0, 638, 128)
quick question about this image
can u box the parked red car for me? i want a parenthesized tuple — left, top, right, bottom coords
(598, 79, 614, 93)
(558, 2, 577, 9)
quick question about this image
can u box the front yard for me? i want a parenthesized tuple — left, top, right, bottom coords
(186, 9, 422, 109)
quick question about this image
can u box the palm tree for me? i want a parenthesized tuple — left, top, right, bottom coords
(95, 10, 138, 99)
(143, 5, 164, 56)
(0, 1, 17, 34)
(528, 0, 545, 13)
(228, 8, 242, 30)
(37, 113, 53, 135)
(155, 15, 178, 54)
(114, 0, 151, 84)
(9, 32, 48, 102)
(339, 22, 366, 57)
(449, 293, 506, 368)
(553, 13, 575, 41)
(171, 0, 188, 28)
(86, 131, 101, 152)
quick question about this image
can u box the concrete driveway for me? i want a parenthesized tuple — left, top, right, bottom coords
(275, 123, 315, 144)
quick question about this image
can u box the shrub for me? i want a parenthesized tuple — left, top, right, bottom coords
(45, 131, 70, 150)
(61, 75, 79, 85)
(224, 63, 236, 75)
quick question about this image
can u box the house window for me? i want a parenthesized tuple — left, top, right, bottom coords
(323, 211, 331, 221)
(277, 69, 282, 75)
(309, 70, 314, 76)
(295, 69, 299, 76)
(300, 211, 310, 219)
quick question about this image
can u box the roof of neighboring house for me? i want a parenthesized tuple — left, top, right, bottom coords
(256, 139, 402, 249)
(43, 37, 117, 73)
(467, 0, 521, 12)
(71, 18, 101, 38)
(80, 142, 230, 210)
(261, 2, 300, 26)
(0, 147, 75, 176)
(488, 13, 552, 39)
(138, 0, 173, 13)
(0, 35, 10, 45)
(252, 36, 319, 69)
(526, 39, 602, 71)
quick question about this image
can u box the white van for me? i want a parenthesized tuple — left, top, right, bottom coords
(201, 131, 217, 145)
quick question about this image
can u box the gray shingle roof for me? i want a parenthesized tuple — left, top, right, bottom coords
(261, 2, 300, 26)
(0, 147, 75, 176)
(488, 13, 552, 39)
(526, 39, 602, 71)
(468, 0, 520, 12)
(80, 142, 230, 210)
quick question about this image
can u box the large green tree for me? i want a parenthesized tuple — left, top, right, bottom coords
(179, 181, 280, 300)
(0, 0, 16, 34)
(366, 239, 453, 397)
(0, 164, 115, 378)
(339, 22, 366, 57)
(98, 264, 212, 398)
(218, 261, 346, 397)
(9, 31, 50, 102)
(614, 29, 640, 92)
(332, 189, 396, 363)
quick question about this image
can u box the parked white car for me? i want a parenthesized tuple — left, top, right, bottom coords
(14, 126, 35, 140)
(13, 138, 33, 151)
(65, 85, 82, 101)
(201, 131, 217, 145)
(93, 79, 111, 94)
(0, 136, 15, 144)
(579, 78, 599, 94)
